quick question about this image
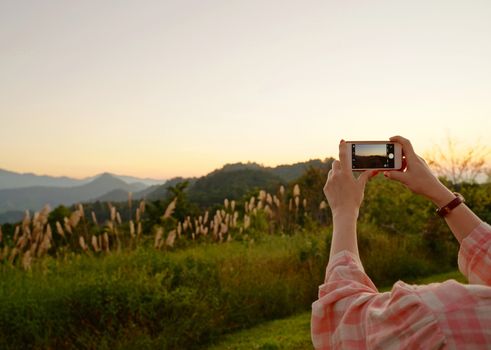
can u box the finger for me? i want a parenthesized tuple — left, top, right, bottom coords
(389, 135, 417, 162)
(332, 160, 341, 174)
(358, 170, 376, 188)
(327, 168, 334, 181)
(384, 170, 407, 185)
(338, 140, 350, 171)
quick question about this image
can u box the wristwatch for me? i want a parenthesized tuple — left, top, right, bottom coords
(436, 192, 465, 218)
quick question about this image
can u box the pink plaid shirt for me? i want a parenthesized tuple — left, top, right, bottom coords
(311, 222, 491, 349)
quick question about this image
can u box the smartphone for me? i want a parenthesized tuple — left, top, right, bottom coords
(346, 141, 403, 171)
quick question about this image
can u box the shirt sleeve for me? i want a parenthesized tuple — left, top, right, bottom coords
(458, 221, 491, 285)
(311, 251, 446, 349)
(311, 251, 377, 349)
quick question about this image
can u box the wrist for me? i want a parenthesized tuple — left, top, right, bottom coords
(426, 183, 455, 207)
(332, 207, 359, 221)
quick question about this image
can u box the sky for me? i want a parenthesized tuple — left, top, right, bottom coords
(1, 0, 490, 180)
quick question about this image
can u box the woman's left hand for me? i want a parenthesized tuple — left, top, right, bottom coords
(323, 140, 375, 217)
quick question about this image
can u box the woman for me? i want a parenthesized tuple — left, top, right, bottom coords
(311, 136, 491, 349)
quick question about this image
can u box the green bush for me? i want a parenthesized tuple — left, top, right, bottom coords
(0, 233, 328, 349)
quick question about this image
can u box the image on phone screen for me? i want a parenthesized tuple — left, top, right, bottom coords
(351, 143, 395, 169)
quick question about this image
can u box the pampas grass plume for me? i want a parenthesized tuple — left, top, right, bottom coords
(162, 198, 177, 220)
(91, 235, 100, 252)
(154, 227, 163, 249)
(22, 251, 32, 271)
(55, 221, 65, 237)
(166, 230, 176, 247)
(293, 184, 300, 197)
(129, 220, 135, 238)
(91, 211, 98, 226)
(79, 236, 88, 251)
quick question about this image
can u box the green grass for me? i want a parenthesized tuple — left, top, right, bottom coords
(206, 311, 312, 350)
(208, 269, 467, 350)
(0, 232, 328, 350)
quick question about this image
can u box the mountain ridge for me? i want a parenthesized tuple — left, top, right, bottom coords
(0, 168, 166, 190)
(0, 158, 334, 223)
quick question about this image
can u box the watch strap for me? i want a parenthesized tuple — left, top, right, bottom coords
(436, 192, 464, 217)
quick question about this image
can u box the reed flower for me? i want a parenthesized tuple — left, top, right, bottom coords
(110, 206, 116, 222)
(295, 197, 300, 208)
(166, 230, 176, 247)
(22, 251, 32, 271)
(139, 200, 146, 214)
(79, 236, 88, 251)
(293, 184, 300, 197)
(69, 211, 81, 228)
(279, 185, 285, 197)
(162, 198, 177, 220)
(116, 212, 122, 225)
(258, 190, 266, 202)
(13, 225, 20, 242)
(91, 211, 98, 226)
(273, 195, 280, 208)
(91, 235, 100, 252)
(154, 227, 163, 249)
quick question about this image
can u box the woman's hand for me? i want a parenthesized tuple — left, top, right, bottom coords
(384, 135, 454, 207)
(324, 140, 374, 218)
(325, 140, 374, 258)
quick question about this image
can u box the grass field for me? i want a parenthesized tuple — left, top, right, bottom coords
(208, 270, 467, 350)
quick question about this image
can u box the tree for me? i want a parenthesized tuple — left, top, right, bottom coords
(425, 136, 490, 184)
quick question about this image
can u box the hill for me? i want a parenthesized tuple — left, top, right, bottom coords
(0, 168, 165, 190)
(0, 168, 91, 189)
(142, 159, 334, 208)
(187, 168, 284, 207)
(0, 159, 334, 221)
(0, 173, 144, 214)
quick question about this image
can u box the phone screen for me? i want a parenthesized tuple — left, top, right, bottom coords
(351, 143, 395, 169)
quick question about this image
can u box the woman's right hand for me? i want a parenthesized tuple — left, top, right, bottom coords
(384, 135, 455, 207)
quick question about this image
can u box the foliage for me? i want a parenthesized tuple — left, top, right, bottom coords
(0, 146, 490, 348)
(0, 233, 327, 349)
(188, 168, 284, 208)
(425, 136, 490, 183)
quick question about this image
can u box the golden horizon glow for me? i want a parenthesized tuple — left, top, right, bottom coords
(1, 1, 490, 180)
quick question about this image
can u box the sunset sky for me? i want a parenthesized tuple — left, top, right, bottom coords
(1, 0, 490, 180)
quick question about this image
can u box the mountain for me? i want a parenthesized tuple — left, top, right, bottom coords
(141, 159, 334, 208)
(270, 159, 332, 182)
(145, 177, 197, 201)
(0, 168, 166, 190)
(112, 175, 166, 187)
(0, 159, 334, 223)
(0, 168, 92, 189)
(0, 173, 145, 214)
(206, 159, 333, 183)
(187, 168, 283, 207)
